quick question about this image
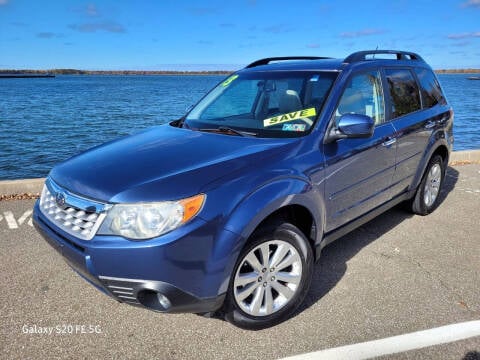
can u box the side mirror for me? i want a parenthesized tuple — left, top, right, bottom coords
(326, 114, 374, 143)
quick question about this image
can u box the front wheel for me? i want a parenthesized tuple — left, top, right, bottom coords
(223, 222, 313, 330)
(409, 155, 445, 215)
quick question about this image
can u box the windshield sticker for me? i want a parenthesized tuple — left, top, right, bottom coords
(310, 75, 319, 82)
(282, 124, 306, 132)
(221, 74, 239, 87)
(263, 107, 316, 127)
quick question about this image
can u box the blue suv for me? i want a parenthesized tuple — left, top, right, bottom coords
(33, 50, 453, 329)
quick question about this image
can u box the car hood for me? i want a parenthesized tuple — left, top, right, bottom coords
(50, 124, 296, 203)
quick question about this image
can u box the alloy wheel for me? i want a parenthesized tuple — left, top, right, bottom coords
(233, 240, 302, 317)
(424, 163, 442, 207)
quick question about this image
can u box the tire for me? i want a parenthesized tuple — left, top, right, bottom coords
(223, 221, 313, 330)
(409, 155, 445, 215)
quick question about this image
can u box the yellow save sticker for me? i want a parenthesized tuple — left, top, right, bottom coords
(263, 107, 316, 127)
(221, 74, 239, 87)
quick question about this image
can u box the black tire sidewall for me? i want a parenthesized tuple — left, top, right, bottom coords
(224, 222, 313, 330)
(413, 155, 445, 215)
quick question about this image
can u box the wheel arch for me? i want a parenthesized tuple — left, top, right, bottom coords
(223, 178, 325, 262)
(410, 139, 450, 194)
(253, 205, 317, 252)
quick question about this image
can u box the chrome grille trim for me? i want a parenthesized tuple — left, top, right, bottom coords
(39, 178, 110, 241)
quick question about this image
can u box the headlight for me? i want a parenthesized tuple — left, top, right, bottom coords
(98, 194, 205, 240)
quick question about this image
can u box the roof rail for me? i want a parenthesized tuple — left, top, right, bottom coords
(344, 50, 424, 63)
(245, 56, 332, 68)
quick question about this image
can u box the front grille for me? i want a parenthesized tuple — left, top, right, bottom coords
(39, 179, 108, 241)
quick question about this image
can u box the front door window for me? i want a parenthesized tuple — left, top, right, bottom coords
(335, 70, 385, 126)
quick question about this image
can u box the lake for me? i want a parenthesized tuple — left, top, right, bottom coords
(0, 74, 478, 180)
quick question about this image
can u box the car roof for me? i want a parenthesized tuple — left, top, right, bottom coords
(240, 50, 428, 73)
(241, 59, 345, 72)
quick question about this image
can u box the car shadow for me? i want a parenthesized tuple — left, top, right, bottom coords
(297, 165, 459, 315)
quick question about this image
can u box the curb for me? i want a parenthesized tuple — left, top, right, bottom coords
(0, 178, 45, 196)
(1, 150, 479, 196)
(448, 149, 480, 164)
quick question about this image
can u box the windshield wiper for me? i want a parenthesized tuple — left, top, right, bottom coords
(219, 127, 257, 137)
(197, 126, 257, 137)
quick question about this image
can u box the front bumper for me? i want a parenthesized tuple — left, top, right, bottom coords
(33, 200, 234, 313)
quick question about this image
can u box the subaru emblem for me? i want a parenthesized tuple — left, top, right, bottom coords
(55, 192, 66, 207)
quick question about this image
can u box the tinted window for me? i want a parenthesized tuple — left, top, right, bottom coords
(309, 77, 335, 109)
(335, 70, 385, 125)
(414, 68, 447, 108)
(385, 69, 421, 118)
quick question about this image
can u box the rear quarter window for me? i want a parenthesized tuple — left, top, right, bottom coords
(414, 68, 447, 108)
(385, 69, 421, 118)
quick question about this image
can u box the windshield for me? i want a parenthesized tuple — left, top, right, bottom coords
(184, 71, 338, 138)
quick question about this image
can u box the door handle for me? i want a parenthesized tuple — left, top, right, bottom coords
(425, 121, 436, 129)
(382, 138, 397, 147)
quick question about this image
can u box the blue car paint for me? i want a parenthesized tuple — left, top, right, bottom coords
(323, 121, 398, 231)
(33, 54, 453, 314)
(34, 200, 238, 299)
(50, 125, 296, 203)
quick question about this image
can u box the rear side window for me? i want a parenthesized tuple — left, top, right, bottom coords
(414, 68, 447, 108)
(385, 69, 421, 118)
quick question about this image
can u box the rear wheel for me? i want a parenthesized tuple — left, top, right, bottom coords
(409, 155, 445, 215)
(224, 222, 313, 330)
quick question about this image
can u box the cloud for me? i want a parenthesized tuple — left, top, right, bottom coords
(461, 0, 480, 8)
(452, 41, 471, 47)
(37, 32, 56, 39)
(85, 3, 99, 17)
(0, 0, 8, 5)
(447, 32, 480, 39)
(72, 3, 100, 17)
(340, 29, 386, 38)
(69, 21, 125, 33)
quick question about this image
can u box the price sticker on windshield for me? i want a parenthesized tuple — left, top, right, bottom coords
(263, 107, 316, 127)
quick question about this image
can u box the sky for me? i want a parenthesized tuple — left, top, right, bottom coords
(0, 0, 479, 70)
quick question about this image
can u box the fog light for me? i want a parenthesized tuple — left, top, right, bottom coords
(157, 293, 171, 310)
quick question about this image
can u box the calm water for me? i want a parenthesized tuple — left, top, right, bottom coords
(0, 74, 479, 180)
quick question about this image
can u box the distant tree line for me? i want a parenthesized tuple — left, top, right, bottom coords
(0, 69, 233, 75)
(1, 68, 479, 75)
(435, 69, 480, 74)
